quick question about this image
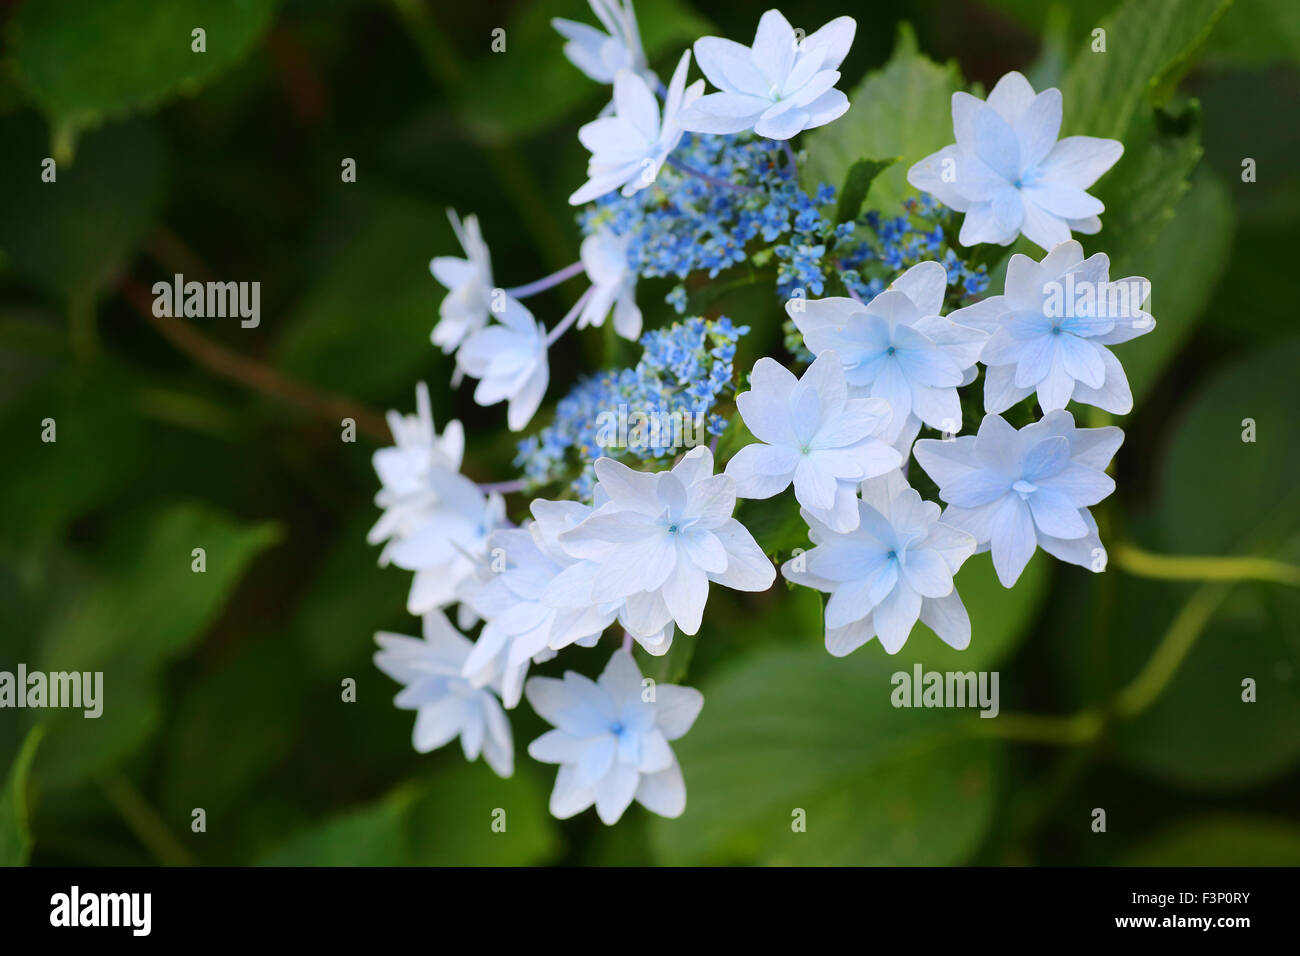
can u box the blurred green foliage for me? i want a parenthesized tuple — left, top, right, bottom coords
(0, 0, 1297, 867)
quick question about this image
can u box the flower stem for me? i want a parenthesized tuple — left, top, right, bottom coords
(478, 479, 528, 494)
(667, 156, 756, 193)
(1112, 542, 1300, 586)
(505, 261, 586, 299)
(545, 287, 593, 347)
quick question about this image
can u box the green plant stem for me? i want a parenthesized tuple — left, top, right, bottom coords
(1113, 542, 1300, 586)
(96, 772, 195, 866)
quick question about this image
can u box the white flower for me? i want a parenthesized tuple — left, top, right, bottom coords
(374, 611, 513, 778)
(906, 71, 1123, 251)
(782, 471, 976, 656)
(429, 209, 495, 353)
(579, 227, 642, 340)
(913, 410, 1122, 587)
(787, 261, 987, 451)
(525, 649, 702, 824)
(384, 469, 505, 617)
(552, 0, 655, 87)
(367, 382, 465, 550)
(570, 50, 703, 205)
(949, 240, 1154, 415)
(677, 9, 855, 140)
(725, 351, 900, 532)
(456, 294, 549, 431)
(460, 520, 617, 708)
(547, 446, 776, 644)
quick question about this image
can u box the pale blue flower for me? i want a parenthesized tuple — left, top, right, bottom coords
(726, 351, 900, 532)
(913, 410, 1122, 587)
(570, 51, 703, 205)
(787, 261, 988, 452)
(552, 0, 656, 88)
(525, 649, 702, 824)
(579, 227, 642, 340)
(367, 382, 465, 551)
(948, 240, 1154, 414)
(906, 72, 1123, 251)
(547, 446, 775, 642)
(429, 209, 494, 353)
(460, 522, 614, 708)
(374, 611, 513, 777)
(781, 470, 976, 655)
(678, 9, 855, 140)
(455, 293, 549, 431)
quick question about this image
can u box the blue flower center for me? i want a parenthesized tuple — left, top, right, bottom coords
(887, 549, 898, 561)
(1051, 325, 1062, 336)
(666, 523, 679, 534)
(886, 346, 897, 356)
(610, 722, 624, 736)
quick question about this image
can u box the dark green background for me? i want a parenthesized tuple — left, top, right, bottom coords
(0, 0, 1297, 866)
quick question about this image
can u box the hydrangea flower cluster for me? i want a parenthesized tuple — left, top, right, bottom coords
(514, 316, 746, 499)
(370, 2, 1153, 828)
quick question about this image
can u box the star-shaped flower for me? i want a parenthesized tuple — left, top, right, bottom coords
(570, 50, 703, 205)
(906, 72, 1123, 250)
(913, 410, 1122, 587)
(367, 382, 465, 551)
(525, 649, 702, 824)
(725, 351, 900, 531)
(461, 520, 617, 708)
(678, 9, 855, 140)
(429, 209, 495, 353)
(552, 0, 656, 87)
(456, 294, 549, 431)
(948, 240, 1154, 414)
(384, 469, 506, 618)
(782, 470, 976, 656)
(548, 446, 775, 643)
(579, 227, 642, 340)
(374, 611, 513, 777)
(787, 261, 987, 451)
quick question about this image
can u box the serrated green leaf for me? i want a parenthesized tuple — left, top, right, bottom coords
(1060, 0, 1233, 140)
(803, 24, 961, 216)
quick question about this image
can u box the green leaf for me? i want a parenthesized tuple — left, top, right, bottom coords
(1125, 815, 1300, 865)
(456, 0, 709, 143)
(1091, 102, 1204, 274)
(0, 728, 43, 866)
(1115, 172, 1234, 400)
(1207, 0, 1300, 65)
(0, 116, 165, 302)
(735, 492, 808, 559)
(273, 193, 452, 402)
(9, 0, 279, 148)
(35, 503, 281, 785)
(649, 645, 1001, 865)
(0, 363, 146, 558)
(1060, 0, 1233, 141)
(834, 157, 897, 225)
(1112, 340, 1300, 789)
(802, 24, 962, 216)
(1155, 337, 1300, 556)
(260, 763, 559, 865)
